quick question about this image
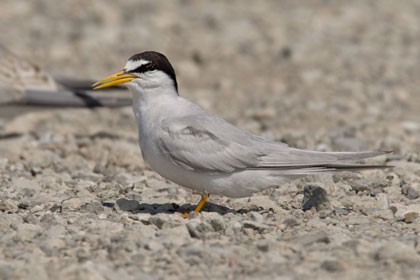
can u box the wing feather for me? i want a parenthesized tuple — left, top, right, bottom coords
(156, 112, 388, 174)
(158, 121, 262, 172)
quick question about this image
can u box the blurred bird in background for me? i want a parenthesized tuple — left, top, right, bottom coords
(0, 44, 131, 109)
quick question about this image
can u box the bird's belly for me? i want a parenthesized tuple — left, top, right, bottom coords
(139, 139, 206, 191)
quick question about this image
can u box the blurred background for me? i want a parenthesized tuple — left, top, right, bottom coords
(1, 0, 419, 153)
(1, 0, 419, 152)
(1, 1, 420, 279)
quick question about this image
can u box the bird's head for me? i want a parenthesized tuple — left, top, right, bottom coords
(93, 51, 178, 92)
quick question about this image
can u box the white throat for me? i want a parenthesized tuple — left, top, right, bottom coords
(127, 71, 178, 102)
(127, 70, 181, 156)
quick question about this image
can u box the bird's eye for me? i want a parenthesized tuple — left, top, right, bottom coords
(145, 63, 154, 71)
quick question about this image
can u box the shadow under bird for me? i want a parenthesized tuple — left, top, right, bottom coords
(93, 51, 390, 218)
(0, 44, 131, 109)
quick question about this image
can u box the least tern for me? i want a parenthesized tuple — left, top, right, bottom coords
(94, 51, 389, 217)
(0, 44, 131, 107)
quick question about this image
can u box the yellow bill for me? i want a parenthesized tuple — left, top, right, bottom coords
(92, 70, 136, 89)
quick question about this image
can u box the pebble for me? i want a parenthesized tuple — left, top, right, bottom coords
(401, 184, 419, 200)
(302, 185, 329, 211)
(148, 214, 171, 229)
(61, 197, 89, 212)
(392, 204, 420, 221)
(250, 212, 264, 224)
(375, 193, 389, 210)
(282, 217, 299, 227)
(403, 212, 419, 223)
(242, 220, 268, 232)
(0, 199, 18, 212)
(256, 240, 270, 252)
(116, 198, 140, 211)
(321, 260, 345, 272)
(186, 220, 213, 239)
(205, 213, 226, 232)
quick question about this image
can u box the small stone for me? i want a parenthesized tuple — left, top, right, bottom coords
(401, 184, 419, 200)
(188, 211, 200, 219)
(282, 217, 299, 227)
(376, 210, 394, 221)
(23, 214, 39, 224)
(302, 185, 329, 211)
(225, 220, 242, 235)
(349, 181, 369, 192)
(256, 240, 270, 252)
(333, 207, 351, 215)
(85, 201, 104, 214)
(403, 212, 419, 223)
(186, 220, 213, 239)
(102, 202, 115, 208)
(0, 199, 18, 212)
(206, 214, 226, 232)
(321, 260, 345, 272)
(242, 220, 268, 232)
(369, 188, 383, 197)
(18, 198, 32, 209)
(250, 212, 264, 224)
(148, 214, 170, 229)
(376, 194, 389, 210)
(76, 248, 91, 262)
(93, 164, 107, 174)
(116, 198, 139, 211)
(392, 204, 420, 220)
(61, 197, 86, 212)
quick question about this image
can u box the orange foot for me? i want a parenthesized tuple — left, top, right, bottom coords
(182, 193, 210, 219)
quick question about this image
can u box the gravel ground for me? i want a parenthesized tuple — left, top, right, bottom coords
(1, 1, 420, 279)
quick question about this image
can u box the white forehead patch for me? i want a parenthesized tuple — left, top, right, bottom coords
(124, 59, 151, 72)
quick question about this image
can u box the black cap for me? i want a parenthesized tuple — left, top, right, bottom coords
(126, 51, 178, 91)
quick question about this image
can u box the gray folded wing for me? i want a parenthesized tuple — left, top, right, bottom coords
(0, 44, 131, 107)
(157, 113, 389, 174)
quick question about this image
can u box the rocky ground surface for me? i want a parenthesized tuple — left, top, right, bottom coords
(1, 1, 420, 279)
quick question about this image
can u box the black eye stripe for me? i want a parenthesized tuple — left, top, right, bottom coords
(130, 63, 154, 73)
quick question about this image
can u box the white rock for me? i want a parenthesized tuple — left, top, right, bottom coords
(375, 193, 389, 210)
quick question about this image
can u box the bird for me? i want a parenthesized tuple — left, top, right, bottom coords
(0, 44, 131, 109)
(93, 51, 389, 218)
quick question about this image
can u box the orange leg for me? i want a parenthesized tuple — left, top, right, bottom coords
(183, 193, 210, 218)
